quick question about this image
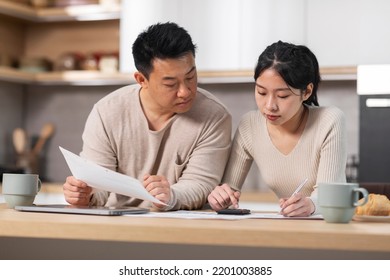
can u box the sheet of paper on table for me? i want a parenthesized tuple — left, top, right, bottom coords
(124, 210, 323, 220)
(59, 146, 165, 205)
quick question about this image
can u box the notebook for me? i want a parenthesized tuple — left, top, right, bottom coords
(14, 204, 149, 216)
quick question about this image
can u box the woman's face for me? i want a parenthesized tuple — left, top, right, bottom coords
(255, 68, 310, 127)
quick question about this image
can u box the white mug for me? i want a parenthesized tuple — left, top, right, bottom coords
(318, 182, 368, 223)
(2, 173, 41, 209)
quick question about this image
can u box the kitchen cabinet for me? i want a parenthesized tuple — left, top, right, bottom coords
(0, 0, 124, 85)
(306, 0, 390, 67)
(121, 0, 390, 73)
(120, 0, 307, 73)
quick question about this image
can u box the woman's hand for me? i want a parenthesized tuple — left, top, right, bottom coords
(279, 193, 315, 217)
(208, 183, 241, 211)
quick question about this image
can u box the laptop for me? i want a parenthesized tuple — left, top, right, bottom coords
(14, 204, 149, 216)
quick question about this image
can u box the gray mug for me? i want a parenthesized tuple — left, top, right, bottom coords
(2, 173, 41, 208)
(318, 182, 368, 223)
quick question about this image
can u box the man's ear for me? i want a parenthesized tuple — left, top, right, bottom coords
(303, 83, 313, 101)
(134, 72, 148, 88)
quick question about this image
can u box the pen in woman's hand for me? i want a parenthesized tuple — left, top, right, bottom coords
(291, 178, 308, 197)
(279, 178, 308, 214)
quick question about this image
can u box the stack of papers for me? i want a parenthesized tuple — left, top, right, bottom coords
(59, 146, 165, 205)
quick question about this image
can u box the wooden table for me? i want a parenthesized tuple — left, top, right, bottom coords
(1, 202, 389, 260)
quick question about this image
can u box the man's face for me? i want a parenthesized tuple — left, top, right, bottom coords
(142, 53, 198, 115)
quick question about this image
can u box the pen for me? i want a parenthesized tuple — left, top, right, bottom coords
(291, 178, 308, 197)
(279, 178, 309, 215)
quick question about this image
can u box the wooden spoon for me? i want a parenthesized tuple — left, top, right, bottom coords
(12, 128, 27, 155)
(32, 123, 55, 155)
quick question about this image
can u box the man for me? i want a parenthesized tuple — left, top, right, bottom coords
(63, 22, 232, 211)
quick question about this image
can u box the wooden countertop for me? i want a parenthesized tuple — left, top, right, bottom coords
(1, 182, 389, 256)
(0, 204, 389, 254)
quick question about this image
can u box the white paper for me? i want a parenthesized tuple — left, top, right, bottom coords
(125, 210, 323, 220)
(59, 146, 164, 205)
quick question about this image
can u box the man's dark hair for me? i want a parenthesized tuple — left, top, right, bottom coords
(132, 22, 197, 78)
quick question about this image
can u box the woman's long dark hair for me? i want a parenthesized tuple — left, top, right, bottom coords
(254, 41, 320, 106)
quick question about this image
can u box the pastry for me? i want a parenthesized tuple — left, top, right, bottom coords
(355, 194, 390, 216)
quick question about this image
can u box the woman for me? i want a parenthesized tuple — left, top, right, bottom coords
(208, 41, 347, 217)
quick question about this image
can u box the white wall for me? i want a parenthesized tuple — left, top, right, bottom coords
(121, 0, 390, 71)
(120, 0, 306, 72)
(306, 0, 390, 66)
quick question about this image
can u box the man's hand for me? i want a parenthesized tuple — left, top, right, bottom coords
(63, 176, 93, 206)
(143, 174, 171, 209)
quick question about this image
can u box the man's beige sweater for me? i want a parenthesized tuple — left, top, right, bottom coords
(81, 84, 232, 210)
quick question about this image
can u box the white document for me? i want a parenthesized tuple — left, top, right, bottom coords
(125, 210, 323, 220)
(59, 146, 164, 205)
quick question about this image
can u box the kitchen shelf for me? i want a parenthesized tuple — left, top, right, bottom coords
(0, 0, 120, 22)
(320, 66, 357, 81)
(0, 67, 133, 85)
(0, 66, 357, 86)
(199, 66, 357, 83)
